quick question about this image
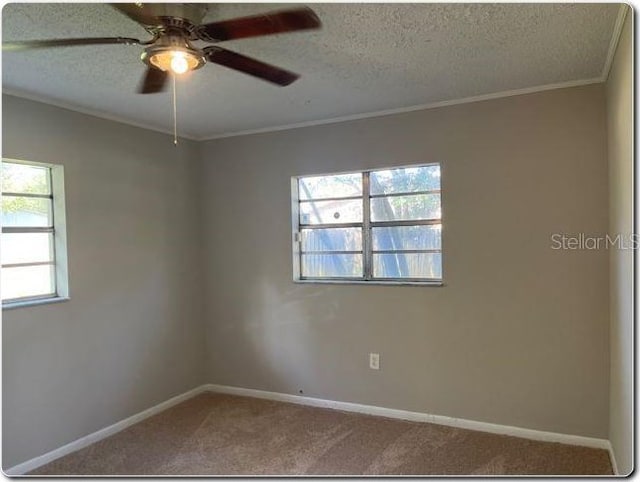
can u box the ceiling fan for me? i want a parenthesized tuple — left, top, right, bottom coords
(3, 3, 322, 93)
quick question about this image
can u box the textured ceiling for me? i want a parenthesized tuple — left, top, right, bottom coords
(2, 3, 621, 139)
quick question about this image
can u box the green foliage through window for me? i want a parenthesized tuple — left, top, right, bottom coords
(295, 163, 442, 282)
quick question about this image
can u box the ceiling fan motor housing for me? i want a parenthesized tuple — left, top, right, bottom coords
(143, 4, 209, 27)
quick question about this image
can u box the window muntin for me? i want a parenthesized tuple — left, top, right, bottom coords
(1, 160, 68, 304)
(293, 163, 442, 284)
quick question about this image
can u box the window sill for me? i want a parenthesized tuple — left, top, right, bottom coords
(2, 296, 70, 310)
(293, 279, 444, 287)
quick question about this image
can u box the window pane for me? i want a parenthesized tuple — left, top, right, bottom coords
(372, 225, 441, 251)
(301, 253, 362, 278)
(373, 253, 442, 279)
(1, 196, 53, 227)
(370, 165, 440, 195)
(299, 173, 362, 200)
(1, 162, 50, 194)
(2, 232, 54, 264)
(301, 228, 362, 252)
(370, 193, 440, 222)
(300, 199, 363, 225)
(1, 264, 55, 301)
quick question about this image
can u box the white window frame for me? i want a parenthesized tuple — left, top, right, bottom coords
(291, 162, 443, 286)
(2, 158, 70, 308)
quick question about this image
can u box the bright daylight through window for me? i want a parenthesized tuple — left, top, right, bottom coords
(293, 163, 442, 284)
(1, 160, 68, 305)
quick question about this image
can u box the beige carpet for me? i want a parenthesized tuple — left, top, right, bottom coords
(30, 392, 612, 476)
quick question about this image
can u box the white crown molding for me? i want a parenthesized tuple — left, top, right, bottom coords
(205, 384, 611, 451)
(3, 384, 209, 476)
(601, 4, 630, 82)
(1, 88, 200, 141)
(200, 77, 603, 141)
(6, 77, 602, 143)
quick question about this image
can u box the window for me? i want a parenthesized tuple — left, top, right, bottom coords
(1, 159, 69, 306)
(292, 163, 442, 284)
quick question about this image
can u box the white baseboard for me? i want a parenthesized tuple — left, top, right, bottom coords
(205, 383, 611, 451)
(4, 384, 209, 476)
(608, 442, 619, 475)
(5, 382, 613, 476)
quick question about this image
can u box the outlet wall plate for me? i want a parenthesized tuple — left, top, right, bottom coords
(369, 353, 380, 370)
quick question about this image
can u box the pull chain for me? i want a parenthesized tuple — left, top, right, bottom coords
(172, 74, 178, 146)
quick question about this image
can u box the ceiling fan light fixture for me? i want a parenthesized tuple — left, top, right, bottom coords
(141, 33, 205, 75)
(148, 49, 201, 74)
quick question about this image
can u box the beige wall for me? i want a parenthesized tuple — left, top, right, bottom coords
(2, 80, 616, 469)
(200, 84, 610, 438)
(606, 10, 633, 476)
(2, 95, 207, 469)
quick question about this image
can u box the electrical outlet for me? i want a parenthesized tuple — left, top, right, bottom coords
(369, 353, 380, 370)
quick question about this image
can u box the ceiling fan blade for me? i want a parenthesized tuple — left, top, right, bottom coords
(111, 3, 162, 27)
(196, 7, 321, 42)
(204, 47, 299, 86)
(3, 37, 140, 51)
(139, 66, 168, 94)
